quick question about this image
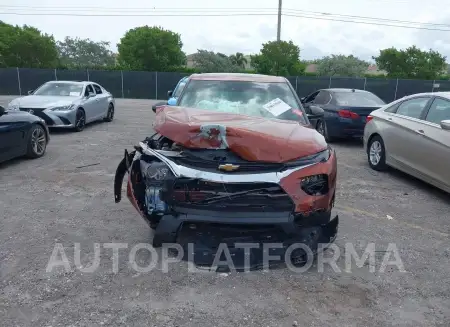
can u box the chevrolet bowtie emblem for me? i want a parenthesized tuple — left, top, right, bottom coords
(218, 164, 240, 172)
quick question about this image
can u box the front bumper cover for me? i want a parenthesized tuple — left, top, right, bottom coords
(154, 209, 338, 271)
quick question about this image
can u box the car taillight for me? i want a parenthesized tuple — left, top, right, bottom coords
(366, 115, 373, 123)
(338, 109, 359, 119)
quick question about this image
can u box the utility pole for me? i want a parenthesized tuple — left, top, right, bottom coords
(277, 0, 282, 41)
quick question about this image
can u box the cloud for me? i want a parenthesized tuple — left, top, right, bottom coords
(414, 15, 450, 58)
(2, 0, 450, 60)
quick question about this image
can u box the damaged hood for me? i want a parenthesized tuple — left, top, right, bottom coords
(153, 106, 328, 163)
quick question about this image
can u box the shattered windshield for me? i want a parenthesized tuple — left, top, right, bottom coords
(177, 79, 308, 124)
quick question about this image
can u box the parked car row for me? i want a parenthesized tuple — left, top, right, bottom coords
(0, 80, 115, 164)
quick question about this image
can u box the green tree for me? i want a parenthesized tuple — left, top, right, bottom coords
(57, 36, 116, 68)
(250, 40, 306, 76)
(315, 54, 370, 77)
(373, 46, 447, 79)
(0, 21, 58, 68)
(192, 50, 242, 73)
(229, 52, 248, 69)
(117, 26, 186, 71)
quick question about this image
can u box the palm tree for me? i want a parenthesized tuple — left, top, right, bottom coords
(230, 52, 248, 69)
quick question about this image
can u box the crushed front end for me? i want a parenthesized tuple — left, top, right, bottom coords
(114, 133, 338, 270)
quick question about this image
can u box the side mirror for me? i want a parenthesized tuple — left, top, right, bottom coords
(0, 105, 5, 116)
(307, 105, 324, 119)
(152, 101, 167, 113)
(167, 90, 173, 98)
(28, 90, 34, 95)
(87, 92, 95, 98)
(441, 120, 450, 130)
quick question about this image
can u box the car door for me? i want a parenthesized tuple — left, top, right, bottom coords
(0, 110, 29, 162)
(384, 96, 432, 174)
(413, 96, 450, 189)
(92, 83, 108, 118)
(81, 84, 98, 123)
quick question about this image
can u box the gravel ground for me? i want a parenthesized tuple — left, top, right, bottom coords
(0, 97, 449, 327)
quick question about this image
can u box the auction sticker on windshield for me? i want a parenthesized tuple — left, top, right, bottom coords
(263, 98, 292, 116)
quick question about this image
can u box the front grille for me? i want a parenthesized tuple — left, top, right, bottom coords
(163, 179, 294, 212)
(171, 156, 284, 173)
(20, 108, 54, 125)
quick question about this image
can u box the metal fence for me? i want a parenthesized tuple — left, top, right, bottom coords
(1, 67, 449, 103)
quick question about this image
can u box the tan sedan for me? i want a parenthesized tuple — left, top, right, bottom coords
(363, 92, 450, 193)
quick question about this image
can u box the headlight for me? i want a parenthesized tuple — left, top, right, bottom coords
(301, 174, 329, 196)
(7, 102, 19, 111)
(140, 160, 173, 185)
(50, 104, 75, 111)
(284, 147, 332, 168)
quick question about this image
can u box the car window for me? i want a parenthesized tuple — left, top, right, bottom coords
(314, 91, 331, 105)
(385, 103, 400, 113)
(173, 81, 187, 97)
(333, 91, 385, 106)
(85, 85, 95, 96)
(33, 82, 83, 96)
(426, 98, 450, 124)
(304, 91, 319, 103)
(93, 84, 103, 94)
(178, 79, 308, 125)
(396, 97, 429, 119)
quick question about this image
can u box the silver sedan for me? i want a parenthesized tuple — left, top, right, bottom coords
(7, 80, 115, 132)
(363, 92, 450, 193)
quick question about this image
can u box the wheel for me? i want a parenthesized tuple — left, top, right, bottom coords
(317, 120, 334, 143)
(104, 103, 114, 122)
(367, 135, 387, 171)
(26, 124, 47, 159)
(74, 109, 86, 132)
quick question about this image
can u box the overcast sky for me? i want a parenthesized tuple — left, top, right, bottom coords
(1, 0, 450, 61)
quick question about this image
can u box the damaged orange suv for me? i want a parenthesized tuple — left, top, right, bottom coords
(114, 73, 338, 269)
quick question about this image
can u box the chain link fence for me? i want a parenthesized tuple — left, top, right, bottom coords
(0, 67, 447, 102)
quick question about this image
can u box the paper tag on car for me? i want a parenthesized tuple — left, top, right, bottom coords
(69, 92, 79, 96)
(263, 98, 291, 116)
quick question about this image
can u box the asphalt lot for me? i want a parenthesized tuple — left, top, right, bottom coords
(0, 97, 449, 327)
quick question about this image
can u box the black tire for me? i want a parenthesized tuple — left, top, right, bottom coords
(26, 124, 47, 159)
(367, 135, 388, 171)
(74, 109, 86, 132)
(317, 120, 334, 143)
(104, 103, 114, 122)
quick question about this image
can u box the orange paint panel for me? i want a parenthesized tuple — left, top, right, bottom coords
(280, 151, 337, 213)
(153, 106, 328, 163)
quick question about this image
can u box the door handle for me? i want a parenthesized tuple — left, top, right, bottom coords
(416, 129, 425, 135)
(388, 117, 392, 121)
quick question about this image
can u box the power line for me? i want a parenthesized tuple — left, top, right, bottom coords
(283, 13, 450, 31)
(283, 8, 450, 28)
(0, 7, 449, 31)
(0, 12, 279, 17)
(0, 5, 448, 28)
